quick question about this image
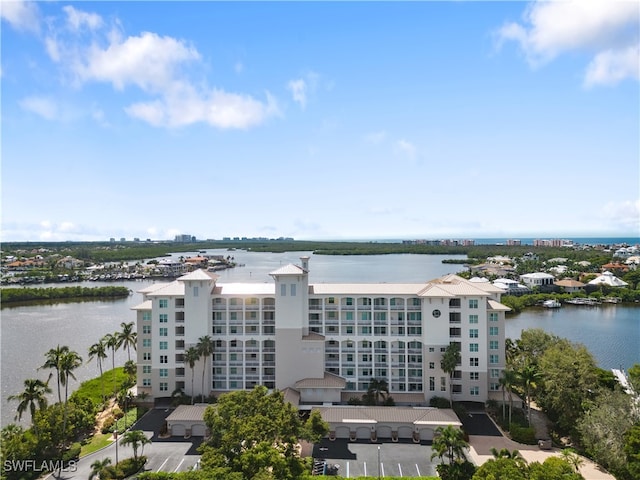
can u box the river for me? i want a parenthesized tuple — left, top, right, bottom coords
(2, 250, 638, 427)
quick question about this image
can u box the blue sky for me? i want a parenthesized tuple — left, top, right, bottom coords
(2, 1, 639, 242)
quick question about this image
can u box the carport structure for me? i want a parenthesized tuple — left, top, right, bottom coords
(315, 406, 461, 443)
(166, 404, 209, 438)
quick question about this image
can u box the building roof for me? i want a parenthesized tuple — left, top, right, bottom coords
(178, 269, 219, 282)
(315, 406, 461, 426)
(521, 272, 555, 279)
(132, 300, 152, 310)
(555, 279, 586, 288)
(269, 264, 307, 276)
(310, 283, 425, 295)
(294, 372, 347, 389)
(145, 281, 186, 296)
(487, 299, 511, 311)
(166, 404, 209, 423)
(213, 283, 275, 295)
(588, 271, 628, 287)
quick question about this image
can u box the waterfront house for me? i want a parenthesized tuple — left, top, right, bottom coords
(554, 278, 586, 293)
(588, 271, 629, 288)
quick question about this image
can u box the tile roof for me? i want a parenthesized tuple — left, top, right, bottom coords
(178, 269, 219, 281)
(295, 372, 347, 389)
(145, 281, 186, 296)
(487, 299, 511, 311)
(166, 404, 209, 423)
(315, 406, 461, 426)
(131, 300, 152, 310)
(269, 264, 306, 276)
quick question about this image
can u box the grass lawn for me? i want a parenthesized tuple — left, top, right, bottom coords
(80, 432, 113, 457)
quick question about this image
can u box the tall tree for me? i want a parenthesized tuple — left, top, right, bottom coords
(184, 346, 200, 404)
(196, 335, 215, 401)
(430, 424, 468, 464)
(103, 332, 119, 399)
(8, 379, 51, 434)
(440, 342, 461, 406)
(59, 349, 82, 444)
(119, 430, 151, 462)
(499, 369, 518, 426)
(518, 361, 540, 427)
(89, 457, 112, 480)
(39, 345, 69, 404)
(88, 338, 108, 402)
(117, 321, 137, 362)
(366, 378, 389, 406)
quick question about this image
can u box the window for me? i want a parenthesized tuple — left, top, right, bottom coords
(159, 299, 168, 308)
(142, 365, 151, 374)
(143, 352, 151, 361)
(470, 357, 479, 367)
(159, 341, 168, 350)
(469, 299, 478, 309)
(470, 372, 479, 380)
(159, 382, 168, 392)
(470, 343, 479, 352)
(411, 298, 421, 307)
(489, 326, 499, 336)
(193, 286, 199, 297)
(432, 309, 441, 318)
(142, 339, 151, 348)
(440, 377, 447, 391)
(469, 315, 478, 324)
(429, 362, 435, 369)
(470, 386, 479, 396)
(490, 368, 500, 378)
(490, 354, 499, 364)
(142, 325, 151, 334)
(280, 284, 287, 296)
(345, 326, 354, 334)
(159, 314, 168, 323)
(345, 297, 354, 306)
(408, 326, 422, 335)
(159, 368, 168, 377)
(428, 347, 435, 352)
(143, 312, 151, 321)
(490, 383, 501, 391)
(469, 329, 478, 338)
(143, 378, 151, 386)
(429, 377, 435, 391)
(159, 328, 168, 337)
(489, 340, 499, 350)
(160, 355, 168, 364)
(489, 313, 498, 322)
(290, 284, 296, 296)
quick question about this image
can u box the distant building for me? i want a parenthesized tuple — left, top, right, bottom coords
(520, 272, 555, 288)
(588, 271, 628, 288)
(174, 234, 196, 243)
(554, 279, 585, 293)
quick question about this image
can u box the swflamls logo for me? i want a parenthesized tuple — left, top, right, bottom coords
(3, 459, 78, 473)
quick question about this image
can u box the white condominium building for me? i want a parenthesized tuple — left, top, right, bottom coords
(133, 257, 509, 406)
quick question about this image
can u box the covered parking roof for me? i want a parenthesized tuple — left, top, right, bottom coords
(315, 406, 461, 427)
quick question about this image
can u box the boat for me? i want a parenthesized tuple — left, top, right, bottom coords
(542, 299, 561, 308)
(565, 298, 601, 306)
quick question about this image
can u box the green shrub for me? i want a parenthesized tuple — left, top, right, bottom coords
(509, 423, 537, 445)
(101, 416, 115, 434)
(61, 442, 81, 462)
(429, 396, 451, 408)
(100, 456, 146, 479)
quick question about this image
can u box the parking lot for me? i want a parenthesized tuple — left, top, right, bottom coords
(313, 439, 438, 478)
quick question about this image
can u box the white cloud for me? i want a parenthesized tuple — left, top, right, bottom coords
(0, 0, 40, 33)
(396, 139, 417, 160)
(364, 130, 388, 144)
(599, 199, 640, 232)
(287, 78, 308, 108)
(75, 31, 201, 92)
(497, 0, 640, 86)
(62, 5, 103, 32)
(19, 95, 58, 119)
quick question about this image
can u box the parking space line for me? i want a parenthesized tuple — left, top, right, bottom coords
(398, 463, 403, 477)
(156, 458, 168, 472)
(363, 461, 366, 477)
(415, 463, 421, 476)
(346, 461, 349, 478)
(173, 459, 184, 472)
(380, 462, 385, 477)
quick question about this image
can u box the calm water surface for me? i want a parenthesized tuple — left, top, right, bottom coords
(2, 251, 638, 427)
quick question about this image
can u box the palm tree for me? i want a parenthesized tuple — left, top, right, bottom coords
(89, 457, 112, 480)
(560, 448, 584, 472)
(430, 425, 468, 464)
(490, 447, 527, 467)
(196, 335, 214, 401)
(39, 345, 69, 403)
(119, 430, 151, 461)
(103, 332, 119, 398)
(117, 321, 137, 362)
(59, 349, 82, 443)
(88, 338, 108, 402)
(440, 342, 461, 406)
(8, 379, 51, 435)
(367, 378, 389, 406)
(519, 362, 540, 427)
(500, 369, 518, 426)
(123, 360, 137, 386)
(184, 347, 200, 404)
